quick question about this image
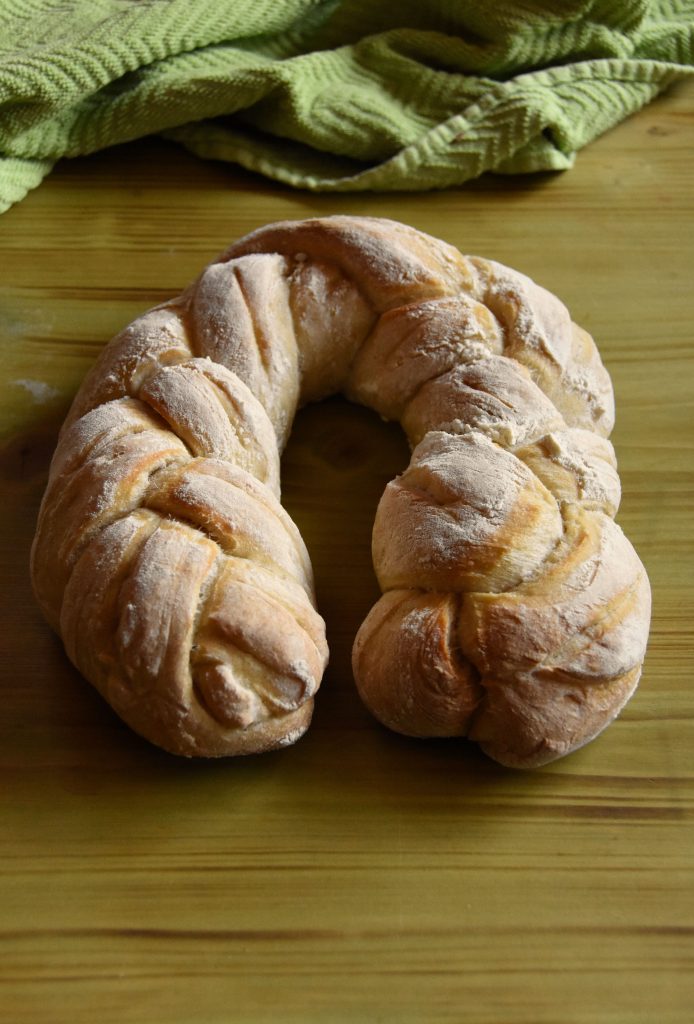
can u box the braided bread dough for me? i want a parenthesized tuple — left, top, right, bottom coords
(30, 216, 651, 767)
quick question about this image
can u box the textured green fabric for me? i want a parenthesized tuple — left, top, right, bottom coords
(1, 0, 692, 212)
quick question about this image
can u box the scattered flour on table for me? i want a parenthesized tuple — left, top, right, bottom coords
(12, 379, 60, 403)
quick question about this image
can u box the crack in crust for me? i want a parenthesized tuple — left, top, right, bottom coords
(31, 216, 650, 765)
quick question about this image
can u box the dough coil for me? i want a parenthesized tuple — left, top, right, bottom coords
(31, 217, 651, 766)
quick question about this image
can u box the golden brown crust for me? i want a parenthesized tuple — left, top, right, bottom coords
(351, 590, 482, 738)
(372, 432, 565, 594)
(31, 216, 650, 765)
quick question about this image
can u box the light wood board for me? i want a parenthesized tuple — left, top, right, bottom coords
(1, 79, 693, 1024)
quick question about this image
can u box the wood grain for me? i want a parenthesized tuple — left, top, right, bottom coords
(1, 79, 693, 1024)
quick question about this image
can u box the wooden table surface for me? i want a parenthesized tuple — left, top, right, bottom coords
(1, 80, 693, 1024)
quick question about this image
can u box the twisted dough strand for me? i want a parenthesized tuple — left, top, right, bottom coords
(31, 217, 650, 765)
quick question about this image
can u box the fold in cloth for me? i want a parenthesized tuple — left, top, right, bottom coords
(1, 0, 692, 211)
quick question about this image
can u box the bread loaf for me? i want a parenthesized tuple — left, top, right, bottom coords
(31, 216, 651, 766)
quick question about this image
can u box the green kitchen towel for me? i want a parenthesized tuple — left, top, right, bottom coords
(1, 0, 693, 213)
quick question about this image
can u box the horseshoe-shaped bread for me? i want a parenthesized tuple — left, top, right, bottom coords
(30, 217, 651, 767)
